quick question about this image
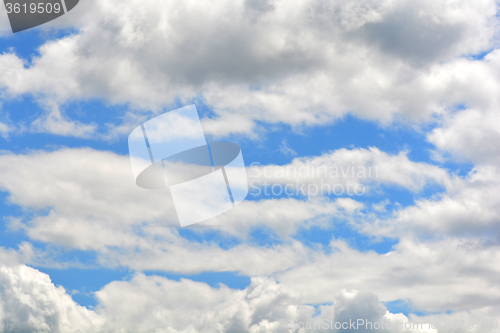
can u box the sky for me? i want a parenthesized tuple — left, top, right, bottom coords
(0, 0, 499, 332)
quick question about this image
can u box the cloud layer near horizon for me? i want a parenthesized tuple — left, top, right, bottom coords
(1, 262, 498, 333)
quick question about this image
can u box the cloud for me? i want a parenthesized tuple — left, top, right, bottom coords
(101, 278, 399, 333)
(364, 165, 500, 239)
(30, 106, 97, 138)
(0, 0, 498, 137)
(0, 146, 453, 251)
(1, 0, 500, 330)
(429, 109, 500, 165)
(276, 237, 500, 314)
(0, 148, 178, 250)
(0, 264, 409, 333)
(425, 50, 500, 166)
(279, 139, 297, 156)
(0, 122, 13, 139)
(0, 243, 36, 268)
(249, 147, 453, 194)
(0, 264, 97, 333)
(1, 147, 500, 323)
(2, 263, 498, 332)
(0, 147, 352, 274)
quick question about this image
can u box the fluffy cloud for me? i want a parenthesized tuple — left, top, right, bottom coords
(429, 109, 500, 166)
(249, 147, 453, 195)
(0, 265, 97, 333)
(276, 238, 500, 314)
(364, 165, 500, 239)
(30, 106, 97, 138)
(1, 1, 500, 329)
(0, 0, 498, 137)
(0, 148, 176, 250)
(0, 122, 13, 139)
(0, 147, 343, 247)
(1, 144, 499, 308)
(94, 276, 411, 333)
(0, 264, 409, 333)
(0, 147, 355, 274)
(2, 264, 498, 333)
(426, 49, 500, 165)
(1, 148, 500, 330)
(0, 145, 453, 251)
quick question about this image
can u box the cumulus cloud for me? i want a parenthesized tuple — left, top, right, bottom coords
(94, 277, 403, 333)
(0, 265, 98, 333)
(0, 147, 179, 250)
(0, 264, 409, 333)
(429, 109, 500, 165)
(1, 0, 500, 329)
(0, 146, 453, 251)
(0, 243, 36, 268)
(249, 147, 453, 195)
(424, 50, 500, 166)
(364, 165, 500, 239)
(2, 263, 498, 333)
(0, 0, 498, 137)
(0, 147, 358, 274)
(276, 238, 500, 314)
(0, 145, 498, 306)
(1, 149, 500, 329)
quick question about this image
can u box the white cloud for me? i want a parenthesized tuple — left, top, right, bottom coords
(1, 0, 500, 330)
(249, 147, 453, 194)
(429, 109, 500, 165)
(0, 265, 411, 333)
(364, 165, 500, 239)
(0, 122, 13, 138)
(98, 235, 500, 319)
(1, 263, 499, 332)
(30, 106, 97, 138)
(1, 147, 499, 316)
(0, 146, 454, 251)
(1, 148, 500, 325)
(0, 264, 98, 332)
(0, 263, 371, 332)
(0, 148, 178, 250)
(276, 237, 500, 314)
(0, 147, 353, 274)
(0, 243, 36, 268)
(0, 0, 498, 137)
(425, 49, 500, 166)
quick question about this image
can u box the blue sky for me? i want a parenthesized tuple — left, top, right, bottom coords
(0, 59, 470, 312)
(0, 59, 450, 309)
(0, 1, 499, 332)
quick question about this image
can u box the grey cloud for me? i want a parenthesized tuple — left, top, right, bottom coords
(362, 10, 465, 66)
